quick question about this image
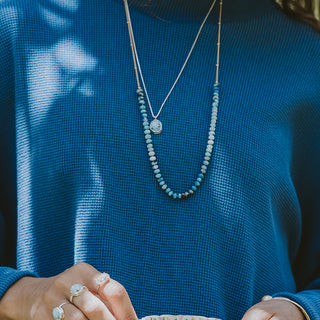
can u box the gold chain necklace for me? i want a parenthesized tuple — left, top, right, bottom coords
(124, 0, 223, 200)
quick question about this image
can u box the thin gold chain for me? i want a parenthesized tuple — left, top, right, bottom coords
(123, 0, 223, 120)
(216, 0, 223, 84)
(124, 1, 141, 90)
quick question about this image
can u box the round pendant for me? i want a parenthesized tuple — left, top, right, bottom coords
(150, 119, 163, 134)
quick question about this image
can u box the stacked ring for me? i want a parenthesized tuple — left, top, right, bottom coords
(52, 302, 66, 320)
(69, 284, 87, 304)
(95, 273, 111, 290)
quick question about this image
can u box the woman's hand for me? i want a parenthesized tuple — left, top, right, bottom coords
(0, 262, 137, 320)
(241, 298, 305, 320)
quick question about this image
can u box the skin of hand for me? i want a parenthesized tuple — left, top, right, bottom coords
(241, 299, 305, 320)
(0, 262, 137, 320)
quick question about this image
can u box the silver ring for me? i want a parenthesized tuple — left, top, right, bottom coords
(52, 302, 66, 320)
(69, 284, 86, 304)
(95, 273, 111, 290)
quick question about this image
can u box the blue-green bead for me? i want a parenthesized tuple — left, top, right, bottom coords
(201, 169, 207, 174)
(195, 181, 201, 187)
(197, 177, 202, 183)
(159, 181, 165, 186)
(192, 185, 197, 191)
(202, 165, 207, 170)
(158, 177, 164, 182)
(166, 188, 171, 193)
(199, 173, 204, 179)
(154, 169, 160, 174)
(168, 191, 173, 196)
(189, 189, 194, 194)
(146, 139, 152, 144)
(140, 109, 147, 114)
(144, 130, 151, 135)
(150, 156, 156, 161)
(156, 173, 161, 179)
(145, 134, 152, 140)
(173, 193, 178, 199)
(162, 184, 167, 190)
(149, 151, 155, 157)
(153, 165, 159, 170)
(178, 193, 182, 199)
(203, 160, 209, 166)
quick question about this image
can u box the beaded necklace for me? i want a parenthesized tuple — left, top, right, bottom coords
(123, 0, 223, 200)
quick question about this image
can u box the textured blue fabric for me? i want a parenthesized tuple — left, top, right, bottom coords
(0, 0, 319, 319)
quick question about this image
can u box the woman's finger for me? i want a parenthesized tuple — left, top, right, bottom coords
(61, 302, 89, 320)
(241, 300, 305, 320)
(61, 262, 106, 293)
(52, 262, 137, 320)
(99, 279, 138, 320)
(71, 285, 115, 320)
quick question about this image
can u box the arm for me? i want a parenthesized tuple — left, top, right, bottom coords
(243, 89, 320, 319)
(0, 1, 39, 302)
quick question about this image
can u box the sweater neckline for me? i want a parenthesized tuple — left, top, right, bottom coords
(122, 0, 277, 24)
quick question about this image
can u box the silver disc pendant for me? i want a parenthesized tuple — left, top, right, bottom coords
(150, 119, 163, 134)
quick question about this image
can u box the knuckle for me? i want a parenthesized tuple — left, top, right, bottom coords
(42, 288, 54, 306)
(74, 262, 90, 271)
(82, 299, 103, 315)
(32, 304, 52, 320)
(30, 302, 42, 320)
(68, 309, 87, 320)
(52, 274, 68, 291)
(107, 281, 127, 298)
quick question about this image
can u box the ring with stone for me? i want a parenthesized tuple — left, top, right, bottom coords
(69, 284, 87, 304)
(52, 302, 66, 320)
(95, 273, 111, 290)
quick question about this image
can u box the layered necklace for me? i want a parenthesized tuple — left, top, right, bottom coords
(123, 0, 223, 200)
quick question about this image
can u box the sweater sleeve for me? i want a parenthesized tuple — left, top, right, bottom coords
(0, 2, 37, 301)
(272, 96, 320, 318)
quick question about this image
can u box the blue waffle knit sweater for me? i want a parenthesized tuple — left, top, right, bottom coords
(0, 0, 320, 319)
